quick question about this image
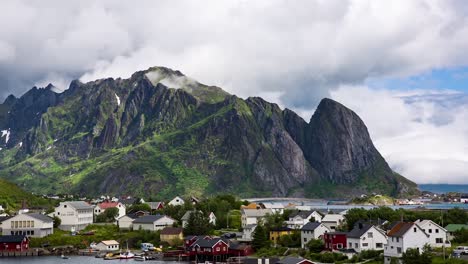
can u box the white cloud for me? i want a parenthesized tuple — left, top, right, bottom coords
(331, 85, 468, 184)
(1, 0, 468, 108)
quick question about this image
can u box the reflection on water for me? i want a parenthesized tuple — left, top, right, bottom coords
(0, 256, 188, 264)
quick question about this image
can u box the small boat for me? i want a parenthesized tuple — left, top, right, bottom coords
(119, 251, 135, 259)
(61, 254, 70, 259)
(134, 255, 146, 261)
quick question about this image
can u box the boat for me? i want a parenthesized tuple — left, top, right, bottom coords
(134, 255, 146, 261)
(119, 251, 135, 259)
(119, 241, 134, 259)
(61, 254, 70, 259)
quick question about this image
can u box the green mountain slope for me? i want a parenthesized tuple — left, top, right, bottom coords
(0, 66, 419, 199)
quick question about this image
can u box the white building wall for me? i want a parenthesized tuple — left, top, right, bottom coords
(301, 224, 330, 248)
(49, 202, 93, 231)
(2, 214, 53, 238)
(117, 216, 134, 229)
(416, 221, 448, 248)
(384, 226, 429, 264)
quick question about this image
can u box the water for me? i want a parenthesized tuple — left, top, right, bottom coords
(419, 184, 468, 194)
(0, 256, 187, 264)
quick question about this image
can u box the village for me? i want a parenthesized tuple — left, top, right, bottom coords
(0, 194, 467, 263)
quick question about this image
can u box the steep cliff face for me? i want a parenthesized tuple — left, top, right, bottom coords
(0, 67, 419, 198)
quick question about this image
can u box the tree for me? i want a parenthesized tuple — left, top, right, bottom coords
(104, 207, 119, 220)
(453, 228, 468, 243)
(264, 212, 285, 231)
(401, 247, 432, 264)
(278, 231, 301, 248)
(127, 203, 151, 214)
(184, 211, 212, 235)
(306, 238, 324, 253)
(252, 225, 269, 250)
(53, 216, 61, 228)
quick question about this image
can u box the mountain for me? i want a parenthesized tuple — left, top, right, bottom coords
(0, 178, 52, 211)
(0, 66, 419, 199)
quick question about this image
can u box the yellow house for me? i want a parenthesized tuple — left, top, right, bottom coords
(160, 227, 184, 245)
(269, 227, 293, 245)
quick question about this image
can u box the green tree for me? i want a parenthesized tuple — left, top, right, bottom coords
(53, 216, 61, 228)
(264, 212, 285, 231)
(278, 231, 301, 248)
(252, 225, 269, 250)
(306, 238, 324, 253)
(104, 207, 119, 220)
(127, 203, 151, 214)
(453, 228, 468, 243)
(401, 247, 432, 264)
(184, 211, 212, 235)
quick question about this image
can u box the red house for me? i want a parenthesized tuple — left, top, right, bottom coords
(192, 238, 229, 255)
(184, 235, 211, 251)
(323, 232, 347, 251)
(228, 242, 254, 256)
(0, 235, 29, 251)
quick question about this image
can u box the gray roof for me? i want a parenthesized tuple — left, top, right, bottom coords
(242, 209, 272, 217)
(347, 223, 372, 238)
(195, 238, 228, 248)
(66, 201, 94, 210)
(26, 213, 53, 223)
(0, 235, 28, 243)
(290, 211, 315, 219)
(181, 210, 198, 221)
(133, 215, 165, 224)
(277, 257, 309, 264)
(301, 222, 321, 231)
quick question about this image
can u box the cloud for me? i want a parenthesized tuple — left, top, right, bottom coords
(331, 85, 468, 184)
(2, 0, 468, 108)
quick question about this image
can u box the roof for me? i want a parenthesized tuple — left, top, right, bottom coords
(259, 202, 285, 209)
(97, 202, 121, 209)
(242, 208, 272, 217)
(181, 210, 199, 221)
(241, 203, 258, 210)
(388, 222, 420, 237)
(322, 214, 344, 223)
(99, 240, 119, 245)
(65, 201, 94, 210)
(146, 202, 163, 210)
(347, 223, 373, 238)
(120, 198, 138, 205)
(277, 256, 311, 264)
(290, 211, 313, 219)
(133, 215, 166, 224)
(0, 216, 12, 223)
(161, 227, 183, 235)
(325, 231, 348, 235)
(26, 213, 53, 223)
(195, 238, 228, 248)
(445, 224, 468, 232)
(0, 235, 28, 243)
(301, 222, 322, 231)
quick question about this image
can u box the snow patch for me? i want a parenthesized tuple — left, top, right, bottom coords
(115, 93, 121, 106)
(1, 129, 10, 144)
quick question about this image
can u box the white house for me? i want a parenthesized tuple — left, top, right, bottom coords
(94, 202, 126, 219)
(241, 209, 272, 227)
(384, 222, 430, 264)
(95, 240, 120, 251)
(208, 212, 217, 226)
(415, 219, 450, 248)
(321, 214, 345, 231)
(2, 213, 53, 238)
(347, 223, 387, 253)
(49, 201, 94, 231)
(168, 196, 185, 206)
(259, 202, 285, 214)
(301, 222, 330, 248)
(287, 211, 323, 229)
(132, 215, 176, 231)
(242, 224, 257, 241)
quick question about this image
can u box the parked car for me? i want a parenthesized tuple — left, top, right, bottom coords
(141, 243, 155, 252)
(453, 246, 468, 255)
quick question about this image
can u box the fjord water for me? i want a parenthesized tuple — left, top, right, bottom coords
(0, 256, 185, 264)
(419, 184, 468, 194)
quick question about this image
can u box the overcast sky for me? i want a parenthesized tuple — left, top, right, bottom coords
(1, 0, 468, 184)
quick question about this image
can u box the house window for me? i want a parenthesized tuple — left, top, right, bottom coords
(304, 238, 307, 242)
(337, 243, 343, 249)
(435, 229, 439, 233)
(216, 247, 220, 252)
(362, 243, 368, 247)
(428, 229, 432, 233)
(396, 238, 399, 242)
(376, 243, 383, 248)
(355, 243, 358, 248)
(413, 228, 417, 232)
(349, 243, 352, 248)
(368, 232, 373, 238)
(436, 238, 443, 243)
(397, 247, 402, 254)
(64, 205, 67, 208)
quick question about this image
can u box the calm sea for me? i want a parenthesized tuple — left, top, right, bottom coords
(0, 256, 187, 264)
(418, 184, 468, 194)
